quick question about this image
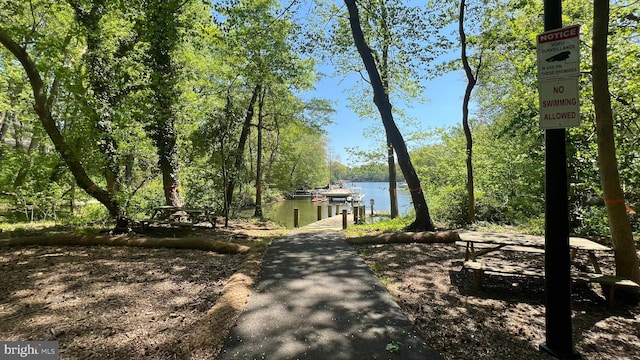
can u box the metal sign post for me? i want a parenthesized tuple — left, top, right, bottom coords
(539, 1, 581, 358)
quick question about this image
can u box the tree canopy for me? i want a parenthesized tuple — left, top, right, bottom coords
(0, 0, 638, 249)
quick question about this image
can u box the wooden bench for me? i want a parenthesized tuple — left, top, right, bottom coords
(463, 260, 545, 288)
(142, 206, 217, 230)
(140, 219, 195, 230)
(455, 241, 546, 259)
(574, 273, 640, 305)
(462, 260, 640, 306)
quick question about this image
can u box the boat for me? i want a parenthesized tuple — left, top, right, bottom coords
(288, 189, 314, 199)
(311, 195, 327, 202)
(321, 186, 364, 203)
(320, 156, 365, 203)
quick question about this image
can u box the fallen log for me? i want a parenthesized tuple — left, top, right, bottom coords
(0, 234, 250, 254)
(347, 231, 460, 245)
(187, 244, 267, 356)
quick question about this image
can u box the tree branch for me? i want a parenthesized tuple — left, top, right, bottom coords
(0, 29, 118, 216)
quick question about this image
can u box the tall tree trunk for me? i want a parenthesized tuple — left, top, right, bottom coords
(345, 0, 434, 231)
(124, 154, 135, 186)
(0, 30, 120, 217)
(221, 89, 234, 227)
(0, 111, 6, 160)
(254, 88, 265, 218)
(226, 83, 261, 208)
(12, 110, 25, 150)
(459, 0, 479, 223)
(289, 162, 298, 189)
(144, 0, 183, 207)
(13, 133, 40, 188)
(387, 143, 399, 218)
(379, 0, 399, 219)
(0, 111, 8, 141)
(592, 0, 640, 285)
(70, 0, 121, 198)
(221, 135, 230, 227)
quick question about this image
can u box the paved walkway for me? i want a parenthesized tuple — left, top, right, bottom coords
(218, 216, 442, 360)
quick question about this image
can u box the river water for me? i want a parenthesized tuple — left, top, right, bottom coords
(261, 182, 413, 228)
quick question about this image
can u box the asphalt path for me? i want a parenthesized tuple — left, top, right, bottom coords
(218, 216, 442, 360)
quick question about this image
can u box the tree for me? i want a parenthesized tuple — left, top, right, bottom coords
(374, 0, 399, 218)
(592, 0, 640, 286)
(254, 86, 266, 218)
(141, 0, 186, 207)
(0, 29, 120, 216)
(211, 0, 315, 216)
(344, 0, 434, 231)
(68, 0, 122, 198)
(226, 83, 260, 211)
(267, 117, 329, 191)
(313, 0, 436, 219)
(459, 0, 483, 223)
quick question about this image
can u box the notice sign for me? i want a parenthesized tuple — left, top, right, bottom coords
(537, 25, 581, 129)
(539, 78, 580, 129)
(537, 25, 580, 79)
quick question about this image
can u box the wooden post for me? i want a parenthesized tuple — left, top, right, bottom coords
(360, 205, 365, 224)
(336, 204, 340, 215)
(317, 205, 322, 221)
(370, 198, 374, 217)
(294, 208, 299, 228)
(328, 205, 333, 218)
(342, 209, 348, 230)
(353, 205, 359, 224)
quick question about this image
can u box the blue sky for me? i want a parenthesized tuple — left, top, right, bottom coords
(291, 1, 469, 167)
(304, 66, 468, 166)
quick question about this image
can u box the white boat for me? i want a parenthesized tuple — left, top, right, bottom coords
(288, 189, 313, 199)
(321, 186, 364, 202)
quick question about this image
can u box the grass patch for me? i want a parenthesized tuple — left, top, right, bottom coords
(0, 221, 106, 238)
(346, 215, 413, 237)
(366, 260, 393, 286)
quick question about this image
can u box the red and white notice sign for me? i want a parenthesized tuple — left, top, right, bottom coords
(537, 25, 581, 129)
(537, 25, 580, 79)
(539, 78, 580, 129)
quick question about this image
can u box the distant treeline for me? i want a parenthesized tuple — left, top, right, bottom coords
(338, 163, 405, 183)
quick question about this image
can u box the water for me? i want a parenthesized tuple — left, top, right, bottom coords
(262, 182, 413, 228)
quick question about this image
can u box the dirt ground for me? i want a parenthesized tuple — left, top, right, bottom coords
(355, 242, 640, 360)
(0, 221, 282, 359)
(1, 223, 639, 359)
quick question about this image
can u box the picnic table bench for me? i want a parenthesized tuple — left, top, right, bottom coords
(141, 206, 217, 230)
(458, 232, 640, 305)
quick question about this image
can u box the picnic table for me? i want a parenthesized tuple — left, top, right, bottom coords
(458, 232, 639, 305)
(460, 232, 610, 273)
(142, 206, 217, 229)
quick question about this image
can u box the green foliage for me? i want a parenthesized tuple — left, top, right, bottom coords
(385, 341, 402, 354)
(430, 184, 469, 228)
(1, 0, 638, 237)
(65, 203, 110, 226)
(266, 120, 329, 191)
(572, 205, 611, 238)
(411, 122, 546, 229)
(347, 162, 394, 182)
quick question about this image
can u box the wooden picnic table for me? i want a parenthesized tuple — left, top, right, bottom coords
(457, 232, 639, 304)
(459, 231, 611, 273)
(144, 206, 217, 229)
